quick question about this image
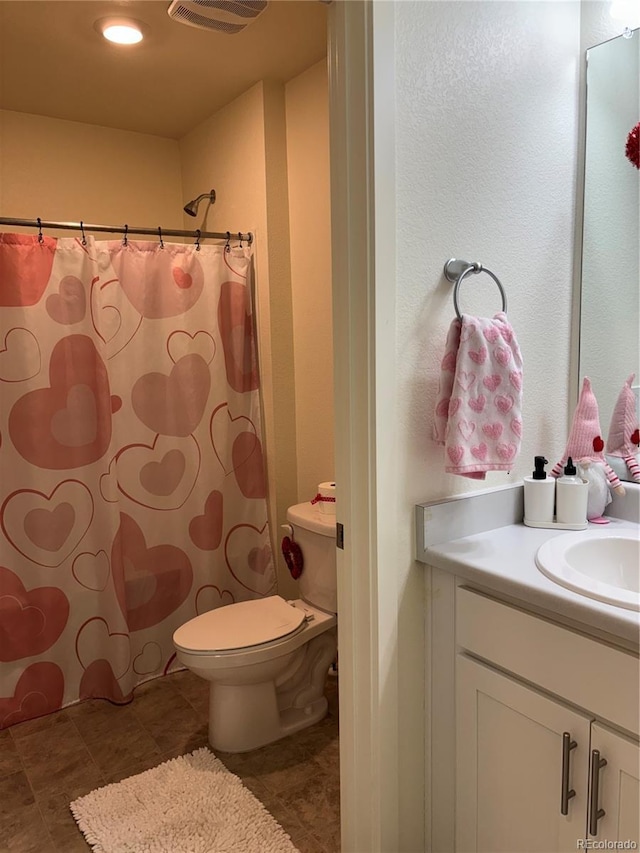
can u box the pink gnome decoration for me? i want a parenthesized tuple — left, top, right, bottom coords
(605, 374, 640, 483)
(551, 377, 625, 520)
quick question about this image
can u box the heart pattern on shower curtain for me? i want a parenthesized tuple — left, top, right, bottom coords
(0, 232, 275, 728)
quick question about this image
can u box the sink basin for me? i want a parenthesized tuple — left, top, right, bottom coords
(536, 528, 640, 611)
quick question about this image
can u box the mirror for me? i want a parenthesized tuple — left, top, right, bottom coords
(580, 28, 639, 481)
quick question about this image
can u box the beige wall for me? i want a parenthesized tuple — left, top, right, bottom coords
(262, 79, 300, 534)
(0, 110, 183, 229)
(285, 60, 334, 502)
(179, 68, 333, 598)
(179, 81, 299, 599)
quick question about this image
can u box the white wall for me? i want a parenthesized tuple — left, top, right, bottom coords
(396, 0, 581, 505)
(580, 0, 628, 47)
(390, 2, 582, 847)
(285, 60, 334, 502)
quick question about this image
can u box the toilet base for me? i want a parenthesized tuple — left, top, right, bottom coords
(207, 629, 337, 753)
(208, 689, 330, 754)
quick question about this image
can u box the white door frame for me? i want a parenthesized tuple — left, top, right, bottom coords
(328, 2, 401, 851)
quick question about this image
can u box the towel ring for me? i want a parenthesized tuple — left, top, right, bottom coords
(444, 258, 507, 320)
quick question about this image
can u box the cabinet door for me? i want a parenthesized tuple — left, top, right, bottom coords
(456, 655, 592, 853)
(589, 723, 640, 844)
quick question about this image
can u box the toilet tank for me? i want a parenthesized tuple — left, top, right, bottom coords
(286, 502, 337, 614)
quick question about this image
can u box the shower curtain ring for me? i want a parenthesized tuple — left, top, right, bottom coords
(158, 226, 164, 250)
(195, 229, 201, 251)
(37, 217, 44, 244)
(225, 232, 231, 253)
(123, 224, 128, 247)
(238, 231, 243, 248)
(80, 221, 87, 246)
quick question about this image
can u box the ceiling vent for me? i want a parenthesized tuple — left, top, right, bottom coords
(167, 0, 268, 34)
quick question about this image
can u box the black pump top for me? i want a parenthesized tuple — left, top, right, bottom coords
(564, 456, 577, 476)
(532, 456, 548, 480)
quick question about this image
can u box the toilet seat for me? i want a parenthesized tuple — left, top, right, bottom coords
(173, 595, 306, 655)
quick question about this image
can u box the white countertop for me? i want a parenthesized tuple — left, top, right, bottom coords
(424, 517, 640, 647)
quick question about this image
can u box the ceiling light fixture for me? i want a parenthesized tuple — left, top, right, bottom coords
(96, 18, 145, 45)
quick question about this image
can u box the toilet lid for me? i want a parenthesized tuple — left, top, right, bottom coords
(173, 595, 305, 653)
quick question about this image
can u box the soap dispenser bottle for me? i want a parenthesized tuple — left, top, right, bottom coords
(523, 456, 555, 525)
(556, 457, 589, 525)
(558, 457, 580, 484)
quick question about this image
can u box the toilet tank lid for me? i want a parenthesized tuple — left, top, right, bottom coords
(173, 595, 305, 653)
(286, 502, 335, 536)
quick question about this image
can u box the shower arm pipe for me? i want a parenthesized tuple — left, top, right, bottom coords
(0, 217, 253, 244)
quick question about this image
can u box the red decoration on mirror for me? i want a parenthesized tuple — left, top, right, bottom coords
(626, 121, 640, 169)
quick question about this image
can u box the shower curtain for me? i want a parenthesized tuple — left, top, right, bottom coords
(0, 233, 275, 729)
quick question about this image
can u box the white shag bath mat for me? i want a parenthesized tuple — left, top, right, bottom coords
(70, 747, 300, 853)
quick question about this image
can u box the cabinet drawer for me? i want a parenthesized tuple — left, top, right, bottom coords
(456, 587, 640, 736)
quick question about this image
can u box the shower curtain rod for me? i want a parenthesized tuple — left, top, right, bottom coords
(0, 217, 253, 244)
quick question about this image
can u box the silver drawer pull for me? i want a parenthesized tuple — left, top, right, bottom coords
(589, 749, 607, 836)
(561, 732, 577, 815)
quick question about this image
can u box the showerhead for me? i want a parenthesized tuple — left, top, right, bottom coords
(184, 190, 216, 217)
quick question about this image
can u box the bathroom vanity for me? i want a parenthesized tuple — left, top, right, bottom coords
(416, 485, 640, 852)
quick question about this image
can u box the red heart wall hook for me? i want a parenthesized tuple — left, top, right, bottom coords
(281, 536, 304, 580)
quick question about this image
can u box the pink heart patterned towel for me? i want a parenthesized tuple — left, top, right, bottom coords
(433, 312, 523, 479)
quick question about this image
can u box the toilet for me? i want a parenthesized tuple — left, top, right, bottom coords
(173, 501, 337, 753)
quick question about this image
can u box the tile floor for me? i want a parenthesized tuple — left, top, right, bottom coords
(0, 669, 340, 853)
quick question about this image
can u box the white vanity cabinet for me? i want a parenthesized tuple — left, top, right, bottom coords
(456, 656, 640, 852)
(441, 584, 640, 853)
(589, 723, 640, 845)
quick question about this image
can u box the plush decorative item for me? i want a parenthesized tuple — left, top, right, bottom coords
(579, 463, 615, 522)
(626, 121, 640, 169)
(551, 377, 625, 520)
(606, 374, 640, 483)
